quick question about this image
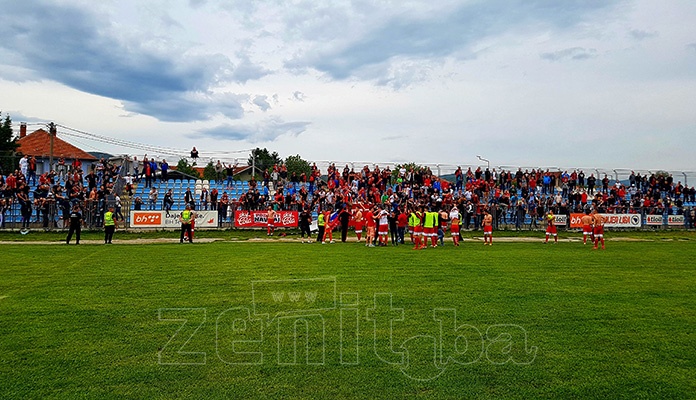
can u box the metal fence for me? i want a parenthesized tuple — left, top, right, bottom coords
(3, 199, 694, 231)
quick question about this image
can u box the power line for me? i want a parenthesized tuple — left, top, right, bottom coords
(56, 124, 186, 157)
(54, 124, 255, 161)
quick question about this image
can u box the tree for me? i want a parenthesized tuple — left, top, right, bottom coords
(0, 111, 19, 175)
(248, 148, 281, 173)
(175, 158, 200, 179)
(391, 162, 427, 180)
(284, 154, 311, 177)
(202, 161, 217, 181)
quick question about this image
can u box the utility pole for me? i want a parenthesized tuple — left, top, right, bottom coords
(251, 151, 255, 180)
(49, 122, 56, 171)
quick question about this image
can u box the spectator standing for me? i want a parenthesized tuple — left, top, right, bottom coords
(149, 159, 158, 182)
(132, 157, 140, 182)
(215, 161, 224, 183)
(200, 187, 209, 210)
(143, 157, 152, 188)
(55, 157, 67, 182)
(210, 188, 218, 211)
(28, 156, 37, 185)
(19, 155, 28, 177)
(184, 188, 195, 209)
(148, 187, 158, 210)
(160, 159, 169, 181)
(219, 192, 229, 225)
(224, 163, 235, 190)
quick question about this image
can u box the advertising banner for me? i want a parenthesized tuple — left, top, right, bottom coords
(553, 215, 567, 226)
(130, 210, 218, 228)
(667, 215, 685, 226)
(234, 210, 299, 228)
(569, 213, 585, 229)
(645, 215, 663, 226)
(601, 213, 641, 228)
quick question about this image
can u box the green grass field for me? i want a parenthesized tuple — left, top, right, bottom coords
(1, 236, 694, 399)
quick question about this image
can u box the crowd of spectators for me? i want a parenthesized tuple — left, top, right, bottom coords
(203, 163, 696, 230)
(0, 157, 125, 229)
(2, 156, 696, 230)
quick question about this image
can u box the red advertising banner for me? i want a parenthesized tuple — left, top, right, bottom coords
(234, 210, 299, 228)
(569, 213, 586, 229)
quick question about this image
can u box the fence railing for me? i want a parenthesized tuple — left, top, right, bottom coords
(2, 199, 694, 231)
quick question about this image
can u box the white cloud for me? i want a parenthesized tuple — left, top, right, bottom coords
(540, 47, 598, 61)
(629, 29, 658, 40)
(197, 117, 310, 142)
(253, 95, 272, 111)
(1, 0, 695, 172)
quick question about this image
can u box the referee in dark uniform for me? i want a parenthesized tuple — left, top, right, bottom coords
(66, 204, 84, 245)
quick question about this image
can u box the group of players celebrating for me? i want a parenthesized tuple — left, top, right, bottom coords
(543, 208, 606, 249)
(302, 202, 607, 249)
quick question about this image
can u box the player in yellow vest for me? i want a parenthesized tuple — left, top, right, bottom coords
(544, 210, 557, 244)
(180, 204, 195, 243)
(408, 208, 416, 244)
(104, 206, 118, 244)
(423, 208, 439, 248)
(316, 210, 326, 243)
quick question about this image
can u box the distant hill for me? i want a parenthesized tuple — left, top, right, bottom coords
(439, 174, 455, 182)
(89, 151, 113, 160)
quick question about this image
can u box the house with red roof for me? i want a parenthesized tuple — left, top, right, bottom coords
(16, 123, 97, 175)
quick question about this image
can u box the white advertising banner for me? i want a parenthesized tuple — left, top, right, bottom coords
(667, 215, 685, 226)
(601, 214, 641, 228)
(644, 215, 663, 226)
(553, 215, 567, 226)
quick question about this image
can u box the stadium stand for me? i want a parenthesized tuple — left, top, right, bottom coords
(1, 160, 695, 230)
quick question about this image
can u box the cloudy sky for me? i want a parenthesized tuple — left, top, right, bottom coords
(1, 0, 695, 175)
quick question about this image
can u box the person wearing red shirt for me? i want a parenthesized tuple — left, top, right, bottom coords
(397, 208, 408, 245)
